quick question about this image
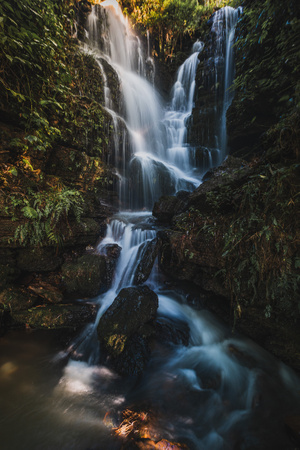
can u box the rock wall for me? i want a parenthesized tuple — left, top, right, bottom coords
(153, 151, 300, 373)
(0, 1, 124, 332)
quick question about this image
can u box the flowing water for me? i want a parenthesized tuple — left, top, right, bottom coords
(0, 2, 300, 449)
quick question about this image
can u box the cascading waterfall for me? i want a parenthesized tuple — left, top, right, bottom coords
(212, 6, 242, 160)
(163, 40, 204, 174)
(1, 3, 299, 450)
(84, 0, 199, 210)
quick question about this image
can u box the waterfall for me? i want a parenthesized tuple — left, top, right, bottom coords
(163, 40, 204, 174)
(188, 6, 242, 170)
(66, 211, 156, 365)
(84, 0, 199, 210)
(212, 6, 242, 159)
(2, 4, 300, 450)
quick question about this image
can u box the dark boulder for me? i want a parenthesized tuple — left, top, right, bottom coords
(62, 253, 113, 298)
(100, 243, 122, 259)
(153, 194, 187, 224)
(97, 285, 158, 375)
(133, 238, 159, 285)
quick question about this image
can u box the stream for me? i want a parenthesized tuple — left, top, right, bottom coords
(0, 2, 300, 449)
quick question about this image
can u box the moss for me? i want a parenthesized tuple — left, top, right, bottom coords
(12, 304, 96, 329)
(62, 253, 109, 298)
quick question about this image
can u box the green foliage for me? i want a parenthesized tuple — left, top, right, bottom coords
(233, 0, 300, 115)
(12, 188, 84, 247)
(204, 162, 299, 320)
(0, 0, 74, 152)
(120, 0, 232, 58)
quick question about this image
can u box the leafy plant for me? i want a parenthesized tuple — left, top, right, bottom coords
(13, 188, 84, 247)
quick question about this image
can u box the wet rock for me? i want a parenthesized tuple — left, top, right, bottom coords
(17, 247, 62, 273)
(12, 303, 96, 329)
(116, 409, 188, 450)
(153, 195, 185, 224)
(62, 217, 104, 248)
(133, 238, 159, 285)
(98, 285, 158, 375)
(100, 243, 122, 259)
(62, 253, 113, 298)
(129, 157, 193, 210)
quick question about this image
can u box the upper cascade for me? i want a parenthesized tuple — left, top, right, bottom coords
(186, 5, 242, 170)
(212, 6, 242, 158)
(163, 41, 205, 174)
(85, 1, 200, 210)
(84, 2, 241, 209)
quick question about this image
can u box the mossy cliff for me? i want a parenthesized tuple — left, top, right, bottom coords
(154, 0, 300, 371)
(0, 0, 121, 330)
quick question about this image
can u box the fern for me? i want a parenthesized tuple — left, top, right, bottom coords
(13, 188, 84, 247)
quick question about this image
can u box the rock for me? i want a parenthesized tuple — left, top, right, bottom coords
(12, 303, 96, 329)
(17, 247, 62, 272)
(61, 217, 104, 247)
(62, 253, 112, 298)
(153, 195, 186, 224)
(27, 281, 64, 304)
(97, 285, 158, 375)
(133, 238, 159, 285)
(100, 243, 122, 259)
(0, 287, 38, 312)
(0, 264, 20, 290)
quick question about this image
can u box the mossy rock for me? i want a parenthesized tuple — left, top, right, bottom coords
(152, 195, 185, 224)
(97, 286, 158, 375)
(17, 247, 62, 272)
(0, 287, 38, 313)
(12, 303, 96, 329)
(62, 253, 111, 298)
(133, 238, 160, 285)
(0, 264, 20, 290)
(61, 218, 103, 247)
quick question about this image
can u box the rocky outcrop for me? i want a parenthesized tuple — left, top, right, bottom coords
(0, 284, 96, 331)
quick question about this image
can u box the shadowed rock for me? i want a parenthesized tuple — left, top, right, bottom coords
(97, 285, 158, 375)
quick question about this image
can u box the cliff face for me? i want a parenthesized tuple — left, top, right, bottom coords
(0, 1, 122, 330)
(154, 1, 300, 371)
(227, 0, 300, 159)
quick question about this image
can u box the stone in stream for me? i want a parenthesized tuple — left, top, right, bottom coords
(97, 285, 158, 376)
(133, 238, 159, 285)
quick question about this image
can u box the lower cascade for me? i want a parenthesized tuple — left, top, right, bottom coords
(0, 2, 299, 450)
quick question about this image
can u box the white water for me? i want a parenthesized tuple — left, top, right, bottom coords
(212, 6, 242, 160)
(84, 0, 201, 209)
(1, 3, 299, 450)
(163, 41, 204, 175)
